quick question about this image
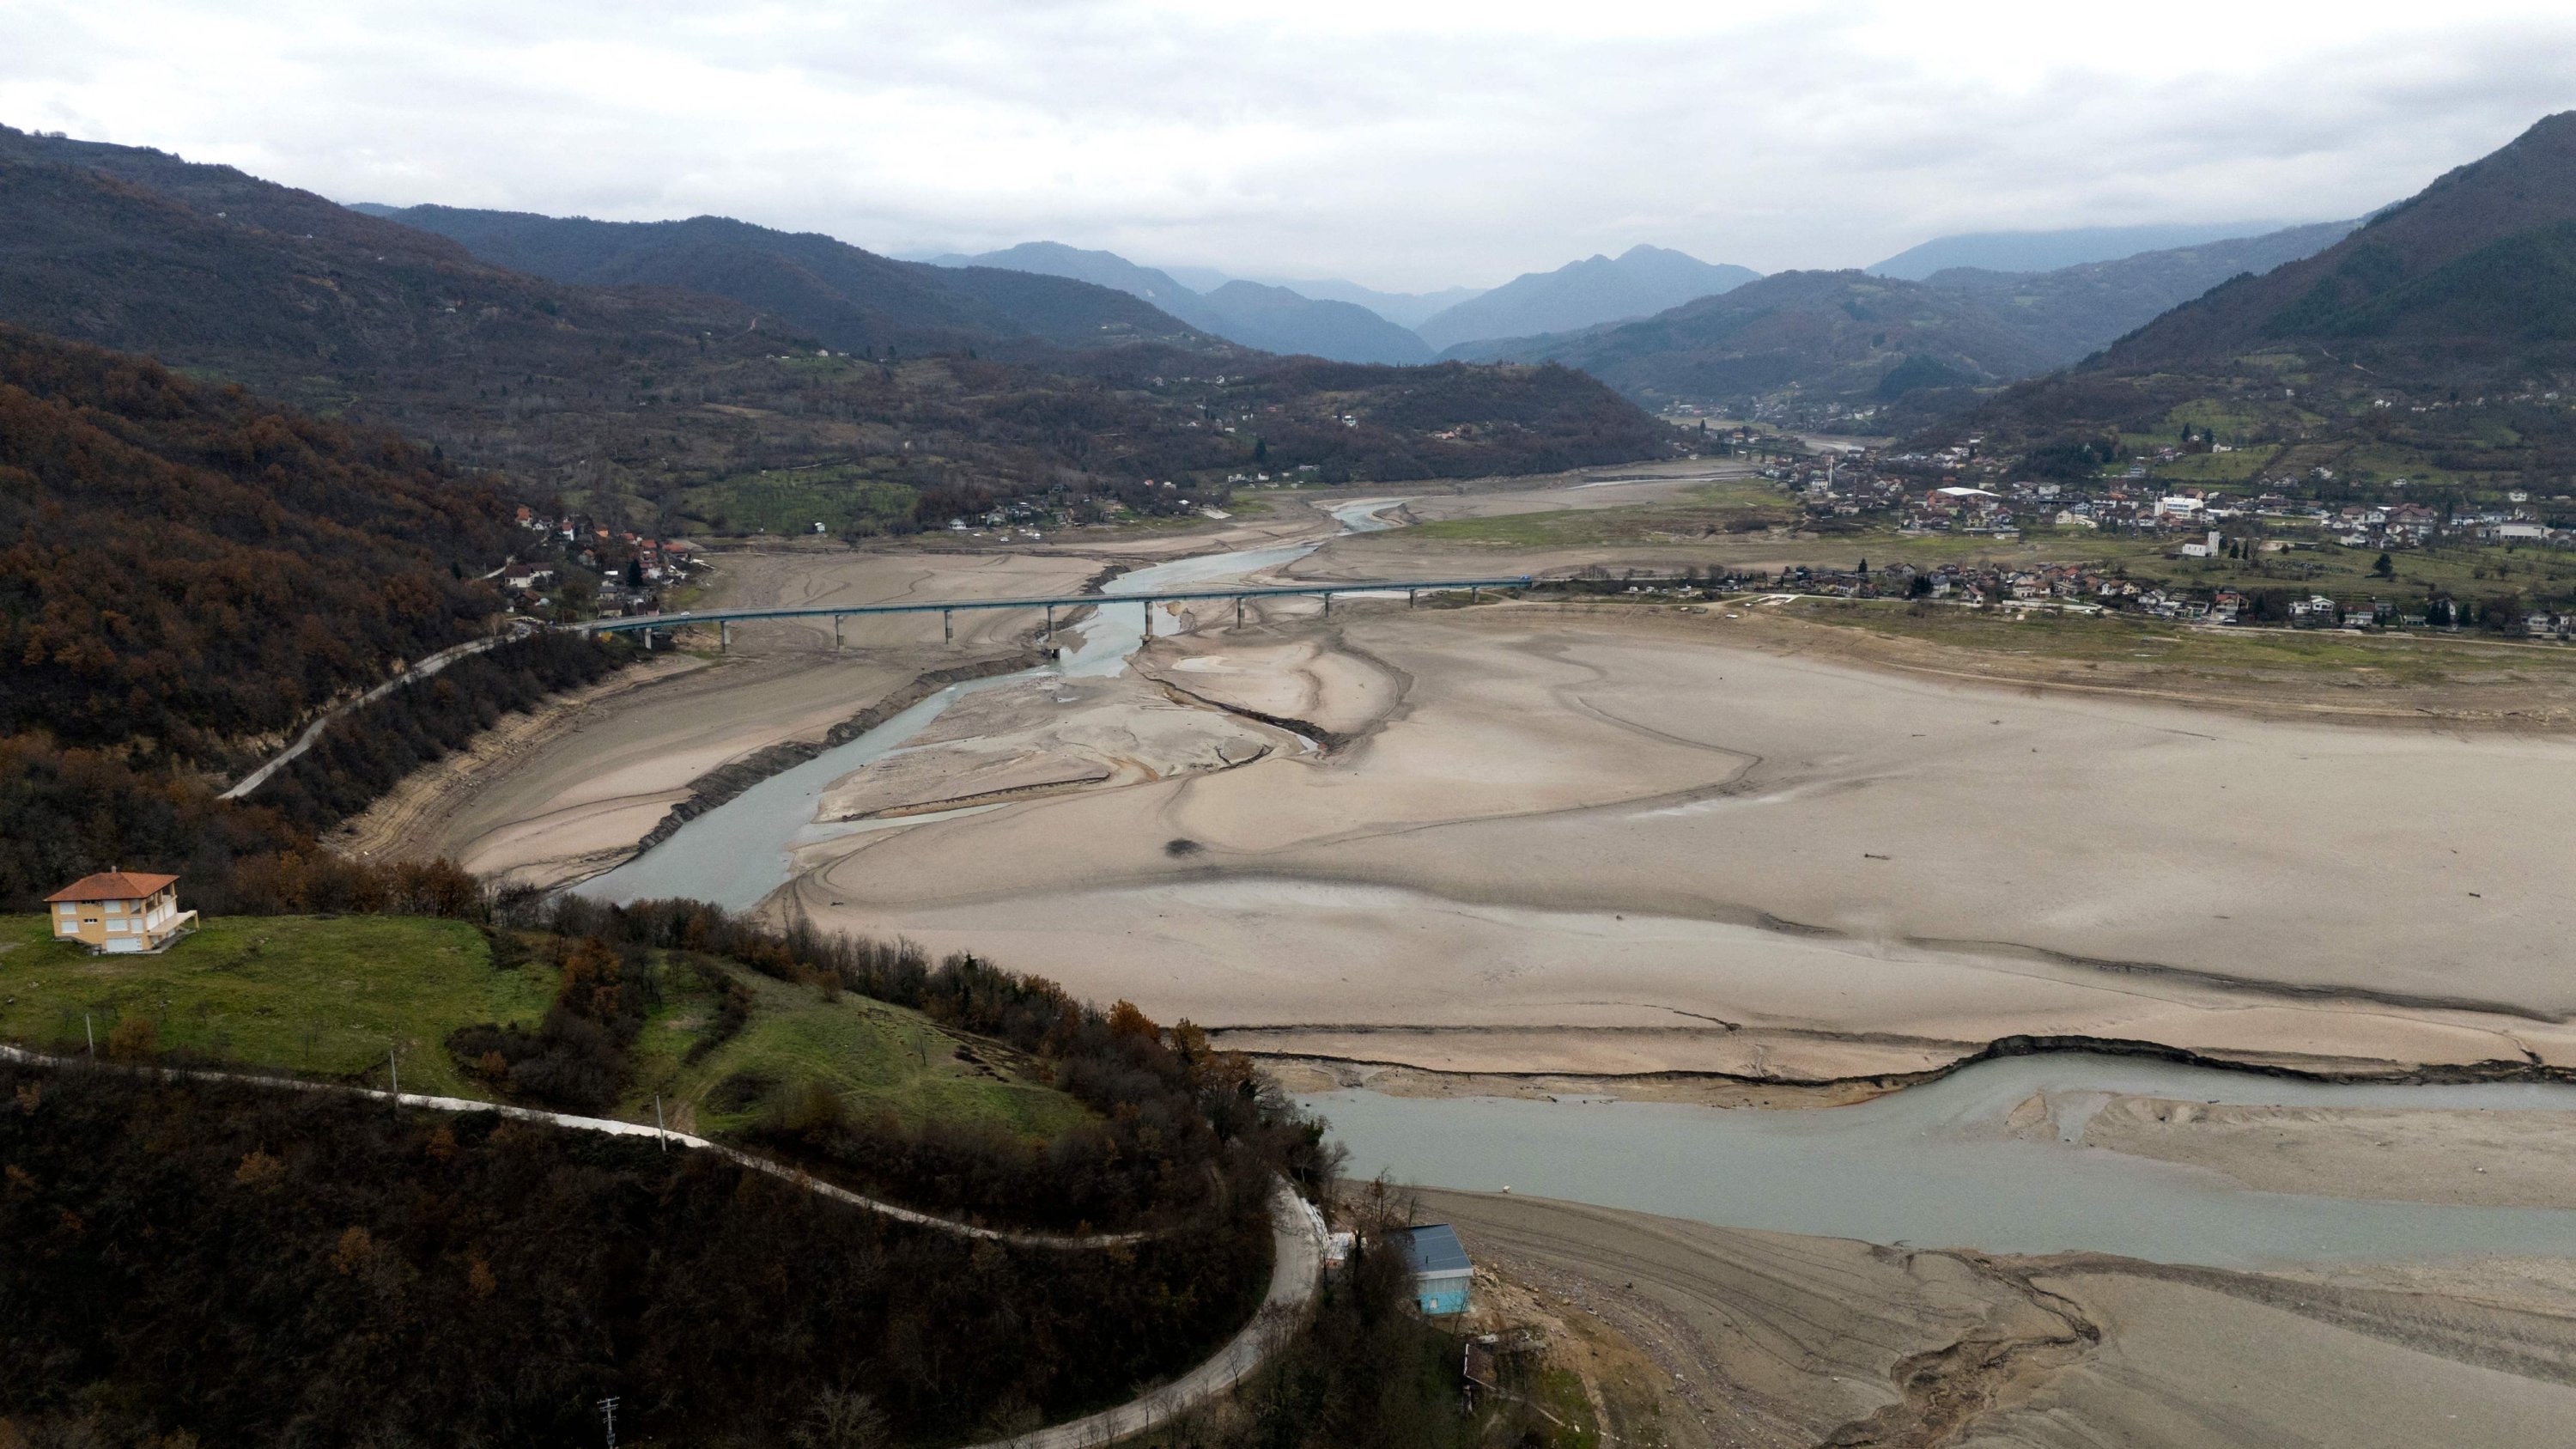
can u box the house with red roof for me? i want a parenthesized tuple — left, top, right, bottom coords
(45, 872, 197, 954)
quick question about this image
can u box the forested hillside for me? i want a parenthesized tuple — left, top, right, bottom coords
(1457, 269, 2055, 423)
(1444, 226, 2354, 427)
(0, 326, 511, 758)
(1951, 113, 2576, 479)
(0, 125, 1672, 537)
(364, 205, 1209, 352)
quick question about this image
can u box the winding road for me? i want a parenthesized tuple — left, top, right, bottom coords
(2, 1044, 1328, 1440)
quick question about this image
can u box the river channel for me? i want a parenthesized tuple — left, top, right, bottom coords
(1306, 1056, 2576, 1267)
(579, 506, 2576, 1267)
(576, 498, 1404, 910)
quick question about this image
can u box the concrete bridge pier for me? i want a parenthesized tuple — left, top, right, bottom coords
(942, 608, 953, 645)
(719, 620, 731, 653)
(1407, 589, 1417, 608)
(1142, 599, 1155, 638)
(1321, 592, 1333, 618)
(1044, 604, 1054, 645)
(1469, 586, 1480, 604)
(832, 614, 843, 650)
(1235, 596, 1244, 630)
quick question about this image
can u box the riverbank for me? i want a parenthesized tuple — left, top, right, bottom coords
(355, 549, 1108, 888)
(1419, 1188, 2576, 1448)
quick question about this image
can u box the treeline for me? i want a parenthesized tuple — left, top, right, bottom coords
(253, 630, 631, 827)
(0, 631, 627, 910)
(0, 1063, 1269, 1448)
(0, 326, 515, 764)
(457, 893, 1339, 1232)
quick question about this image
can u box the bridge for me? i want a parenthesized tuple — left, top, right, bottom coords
(570, 575, 1538, 648)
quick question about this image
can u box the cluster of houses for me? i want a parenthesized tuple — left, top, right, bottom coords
(1785, 446, 2576, 554)
(1582, 560, 2576, 636)
(505, 508, 702, 618)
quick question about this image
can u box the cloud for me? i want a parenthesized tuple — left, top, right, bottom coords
(4, 0, 2573, 289)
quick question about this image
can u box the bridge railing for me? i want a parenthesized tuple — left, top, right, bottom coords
(570, 576, 1536, 638)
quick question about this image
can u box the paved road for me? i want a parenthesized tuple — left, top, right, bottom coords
(963, 1180, 1326, 1449)
(221, 635, 512, 801)
(3, 1052, 1329, 1442)
(0, 1044, 1144, 1249)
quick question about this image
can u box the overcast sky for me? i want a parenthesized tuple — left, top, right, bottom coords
(8, 1, 2576, 290)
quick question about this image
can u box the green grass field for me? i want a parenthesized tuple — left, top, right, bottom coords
(1407, 480, 1796, 548)
(1756, 597, 2576, 683)
(0, 915, 1091, 1139)
(677, 464, 920, 537)
(0, 914, 544, 1097)
(630, 963, 1089, 1137)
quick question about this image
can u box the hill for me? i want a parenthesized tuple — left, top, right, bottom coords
(0, 920, 1290, 1447)
(930, 240, 1212, 326)
(1443, 226, 2359, 426)
(1193, 278, 1435, 363)
(1416, 245, 1759, 352)
(1223, 272, 1485, 329)
(379, 213, 1208, 354)
(0, 125, 1667, 533)
(1869, 221, 2302, 278)
(1917, 220, 2356, 363)
(1952, 112, 2576, 479)
(935, 242, 1435, 362)
(1455, 269, 2057, 424)
(0, 325, 513, 760)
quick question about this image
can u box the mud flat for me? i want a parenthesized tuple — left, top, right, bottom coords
(367, 547, 1103, 888)
(815, 671, 1296, 821)
(791, 604, 2576, 1083)
(1421, 1188, 2576, 1449)
(2008, 1092, 2576, 1209)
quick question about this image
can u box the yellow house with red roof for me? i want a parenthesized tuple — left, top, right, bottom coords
(46, 872, 197, 954)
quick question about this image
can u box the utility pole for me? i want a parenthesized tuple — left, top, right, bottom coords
(598, 1397, 619, 1449)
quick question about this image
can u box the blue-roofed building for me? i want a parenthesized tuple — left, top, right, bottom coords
(1393, 1223, 1473, 1316)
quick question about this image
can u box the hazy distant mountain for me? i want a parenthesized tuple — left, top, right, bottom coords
(935, 242, 1433, 363)
(1954, 111, 2576, 464)
(1413, 246, 1759, 352)
(1868, 222, 2303, 280)
(1163, 268, 1485, 329)
(1437, 221, 2363, 425)
(1917, 220, 2356, 362)
(367, 210, 1205, 354)
(1459, 270, 2055, 422)
(934, 241, 1212, 326)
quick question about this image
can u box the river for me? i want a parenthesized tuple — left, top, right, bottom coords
(1305, 1055, 2576, 1267)
(580, 503, 2576, 1267)
(575, 498, 1405, 910)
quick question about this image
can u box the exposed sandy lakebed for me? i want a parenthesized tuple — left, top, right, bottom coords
(783, 602, 2576, 1085)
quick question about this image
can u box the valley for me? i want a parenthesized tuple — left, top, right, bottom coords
(15, 71, 2576, 1447)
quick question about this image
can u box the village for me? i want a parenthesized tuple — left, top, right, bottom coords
(1683, 434, 2576, 636)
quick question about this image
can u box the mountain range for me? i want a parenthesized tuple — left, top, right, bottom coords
(0, 123, 1668, 533)
(1417, 246, 1761, 353)
(1868, 222, 2303, 279)
(1160, 269, 1485, 329)
(922, 242, 1435, 364)
(1953, 110, 2576, 476)
(1443, 220, 2360, 424)
(925, 242, 1766, 361)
